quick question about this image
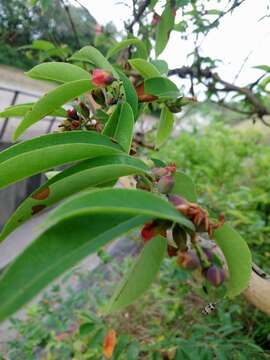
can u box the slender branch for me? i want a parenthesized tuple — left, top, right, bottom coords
(126, 0, 150, 34)
(168, 66, 269, 118)
(60, 0, 81, 48)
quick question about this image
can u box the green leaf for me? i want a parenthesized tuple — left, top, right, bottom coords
(26, 62, 90, 83)
(108, 235, 166, 312)
(0, 214, 148, 322)
(129, 59, 161, 79)
(254, 65, 270, 72)
(69, 46, 117, 77)
(0, 103, 66, 118)
(106, 38, 148, 60)
(102, 104, 121, 137)
(103, 102, 134, 153)
(259, 75, 270, 89)
(13, 79, 95, 140)
(0, 131, 122, 190)
(155, 2, 174, 57)
(156, 106, 174, 148)
(114, 103, 134, 153)
(114, 67, 138, 118)
(206, 9, 223, 15)
(172, 171, 197, 202)
(31, 39, 55, 51)
(214, 224, 252, 297)
(150, 60, 169, 75)
(144, 77, 179, 99)
(0, 155, 148, 241)
(44, 188, 194, 231)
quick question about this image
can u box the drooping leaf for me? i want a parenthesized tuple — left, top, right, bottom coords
(69, 46, 117, 77)
(156, 106, 174, 148)
(0, 103, 66, 118)
(155, 2, 175, 57)
(0, 155, 149, 241)
(103, 102, 134, 153)
(144, 77, 179, 99)
(106, 38, 148, 60)
(172, 171, 197, 202)
(0, 214, 148, 322)
(13, 79, 95, 140)
(114, 103, 134, 153)
(44, 188, 194, 231)
(26, 62, 90, 83)
(129, 59, 161, 79)
(102, 104, 121, 137)
(214, 224, 252, 297)
(114, 67, 138, 118)
(108, 235, 166, 312)
(0, 131, 122, 190)
(30, 39, 55, 51)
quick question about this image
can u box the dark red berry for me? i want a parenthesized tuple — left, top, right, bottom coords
(67, 109, 79, 120)
(167, 244, 178, 257)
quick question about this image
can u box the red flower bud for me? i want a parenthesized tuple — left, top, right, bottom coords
(205, 265, 225, 287)
(141, 220, 169, 242)
(157, 175, 175, 194)
(177, 250, 200, 270)
(92, 69, 115, 87)
(95, 24, 103, 36)
(67, 108, 79, 120)
(151, 13, 161, 25)
(71, 120, 80, 129)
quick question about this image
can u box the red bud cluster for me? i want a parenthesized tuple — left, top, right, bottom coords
(92, 69, 115, 87)
(141, 220, 170, 242)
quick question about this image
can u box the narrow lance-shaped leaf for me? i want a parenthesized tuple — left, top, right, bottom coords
(129, 58, 161, 79)
(0, 213, 149, 323)
(107, 38, 148, 60)
(13, 79, 95, 140)
(44, 188, 194, 231)
(103, 102, 134, 153)
(214, 224, 252, 298)
(0, 155, 149, 241)
(156, 106, 174, 148)
(69, 46, 118, 77)
(114, 102, 134, 153)
(0, 131, 122, 190)
(108, 236, 167, 312)
(25, 62, 90, 83)
(0, 103, 67, 119)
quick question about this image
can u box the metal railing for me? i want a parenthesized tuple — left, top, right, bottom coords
(0, 86, 60, 141)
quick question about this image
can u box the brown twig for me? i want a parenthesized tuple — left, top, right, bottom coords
(60, 0, 81, 48)
(126, 0, 151, 34)
(168, 66, 269, 118)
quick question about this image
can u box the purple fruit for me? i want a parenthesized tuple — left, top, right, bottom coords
(205, 265, 225, 287)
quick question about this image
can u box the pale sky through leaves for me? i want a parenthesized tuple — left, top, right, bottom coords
(76, 0, 270, 85)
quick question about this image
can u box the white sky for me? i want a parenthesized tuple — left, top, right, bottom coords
(76, 0, 270, 85)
